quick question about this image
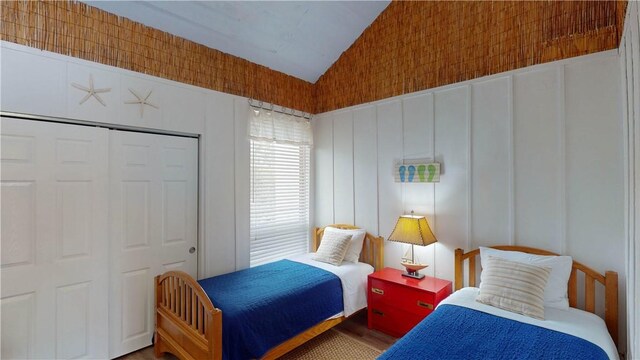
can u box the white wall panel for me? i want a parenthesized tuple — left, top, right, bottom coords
(376, 100, 404, 266)
(353, 106, 378, 233)
(67, 63, 120, 124)
(565, 56, 625, 346)
(471, 77, 512, 247)
(434, 86, 469, 280)
(402, 94, 435, 276)
(513, 68, 562, 252)
(333, 111, 355, 224)
(565, 58, 624, 273)
(313, 114, 335, 226)
(120, 75, 163, 129)
(203, 92, 236, 277)
(314, 54, 625, 344)
(160, 85, 205, 134)
(1, 48, 67, 117)
(234, 99, 251, 270)
(622, 2, 640, 357)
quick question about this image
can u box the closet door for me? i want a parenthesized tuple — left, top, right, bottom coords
(109, 130, 198, 358)
(1, 117, 109, 359)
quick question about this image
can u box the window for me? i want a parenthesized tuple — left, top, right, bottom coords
(249, 107, 312, 267)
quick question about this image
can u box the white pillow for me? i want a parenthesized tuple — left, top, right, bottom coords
(477, 256, 551, 320)
(323, 227, 366, 263)
(313, 232, 352, 266)
(479, 247, 573, 309)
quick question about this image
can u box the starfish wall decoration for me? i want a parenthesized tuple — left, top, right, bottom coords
(125, 88, 159, 118)
(71, 74, 111, 106)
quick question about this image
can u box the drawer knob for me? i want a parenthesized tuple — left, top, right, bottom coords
(371, 287, 384, 295)
(417, 300, 433, 309)
(372, 309, 384, 316)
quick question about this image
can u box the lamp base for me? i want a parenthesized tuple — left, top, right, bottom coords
(401, 271, 425, 280)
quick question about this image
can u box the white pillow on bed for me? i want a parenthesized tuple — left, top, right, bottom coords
(323, 227, 366, 263)
(313, 231, 352, 266)
(477, 256, 551, 320)
(480, 247, 573, 309)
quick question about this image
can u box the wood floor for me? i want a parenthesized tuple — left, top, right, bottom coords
(118, 310, 397, 359)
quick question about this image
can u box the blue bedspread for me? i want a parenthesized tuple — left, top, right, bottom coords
(198, 259, 343, 360)
(378, 304, 608, 360)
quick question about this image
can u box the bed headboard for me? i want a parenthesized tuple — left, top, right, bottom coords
(313, 225, 384, 271)
(454, 246, 619, 346)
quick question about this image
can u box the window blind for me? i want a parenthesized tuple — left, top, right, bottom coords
(249, 107, 311, 267)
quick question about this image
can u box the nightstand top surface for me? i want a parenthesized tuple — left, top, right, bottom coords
(369, 267, 452, 293)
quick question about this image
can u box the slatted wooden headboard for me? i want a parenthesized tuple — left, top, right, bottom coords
(313, 224, 384, 271)
(454, 246, 619, 346)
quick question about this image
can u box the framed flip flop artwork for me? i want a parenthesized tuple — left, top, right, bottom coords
(394, 161, 440, 183)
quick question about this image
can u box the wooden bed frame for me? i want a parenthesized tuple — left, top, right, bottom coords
(154, 225, 384, 360)
(454, 246, 619, 347)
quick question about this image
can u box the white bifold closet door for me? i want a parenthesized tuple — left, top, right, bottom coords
(109, 130, 198, 358)
(1, 118, 198, 359)
(1, 118, 110, 359)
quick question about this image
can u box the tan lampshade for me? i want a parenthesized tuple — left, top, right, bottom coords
(388, 214, 437, 246)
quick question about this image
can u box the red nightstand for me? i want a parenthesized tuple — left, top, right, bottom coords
(367, 267, 452, 337)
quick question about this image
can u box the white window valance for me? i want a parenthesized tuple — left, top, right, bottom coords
(248, 107, 313, 146)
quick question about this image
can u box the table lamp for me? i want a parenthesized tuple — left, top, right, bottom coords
(388, 211, 437, 279)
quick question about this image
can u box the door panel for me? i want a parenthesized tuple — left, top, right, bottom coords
(1, 117, 109, 359)
(109, 130, 198, 358)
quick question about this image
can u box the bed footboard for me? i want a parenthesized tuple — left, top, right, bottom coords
(154, 271, 222, 360)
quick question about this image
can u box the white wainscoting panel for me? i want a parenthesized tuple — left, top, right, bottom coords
(513, 68, 562, 253)
(313, 51, 625, 347)
(120, 74, 163, 128)
(401, 93, 435, 276)
(433, 86, 470, 281)
(234, 99, 251, 270)
(67, 62, 120, 124)
(471, 77, 512, 248)
(620, 2, 640, 357)
(1, 48, 67, 118)
(353, 106, 378, 234)
(203, 91, 236, 277)
(313, 114, 335, 226)
(333, 111, 355, 224)
(564, 57, 623, 274)
(375, 100, 404, 266)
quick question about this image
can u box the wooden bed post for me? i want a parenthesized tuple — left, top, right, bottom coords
(312, 228, 321, 252)
(604, 271, 618, 346)
(154, 275, 163, 358)
(207, 310, 223, 360)
(454, 248, 463, 291)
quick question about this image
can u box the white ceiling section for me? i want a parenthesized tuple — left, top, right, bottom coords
(82, 1, 390, 83)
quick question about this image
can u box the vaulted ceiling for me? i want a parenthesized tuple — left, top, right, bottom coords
(82, 1, 390, 83)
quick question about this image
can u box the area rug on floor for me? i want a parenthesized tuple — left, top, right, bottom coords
(279, 329, 382, 360)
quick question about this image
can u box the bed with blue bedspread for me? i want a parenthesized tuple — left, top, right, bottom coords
(378, 288, 618, 360)
(198, 259, 343, 360)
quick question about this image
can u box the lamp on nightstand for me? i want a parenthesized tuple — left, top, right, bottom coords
(388, 211, 437, 279)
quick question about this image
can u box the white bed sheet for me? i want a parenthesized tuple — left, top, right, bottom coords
(287, 253, 374, 317)
(441, 287, 619, 360)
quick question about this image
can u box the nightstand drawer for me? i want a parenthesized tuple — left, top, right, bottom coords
(370, 278, 435, 316)
(368, 303, 424, 338)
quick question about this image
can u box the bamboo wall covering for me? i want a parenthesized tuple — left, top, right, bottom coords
(0, 0, 315, 113)
(314, 1, 626, 113)
(0, 1, 628, 115)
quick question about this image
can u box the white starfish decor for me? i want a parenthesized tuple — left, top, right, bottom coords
(71, 74, 111, 106)
(125, 88, 159, 118)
